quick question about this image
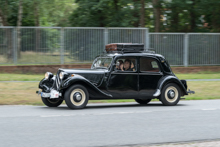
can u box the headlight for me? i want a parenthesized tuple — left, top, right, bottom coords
(59, 72, 68, 80)
(45, 72, 53, 80)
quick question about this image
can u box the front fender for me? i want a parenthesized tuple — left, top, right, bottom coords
(39, 77, 55, 93)
(61, 74, 112, 98)
(157, 75, 188, 96)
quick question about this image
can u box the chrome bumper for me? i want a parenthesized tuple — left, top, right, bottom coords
(36, 89, 62, 99)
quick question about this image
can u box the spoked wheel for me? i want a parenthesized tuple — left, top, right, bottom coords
(64, 84, 89, 109)
(41, 97, 63, 107)
(135, 99, 151, 105)
(159, 83, 181, 106)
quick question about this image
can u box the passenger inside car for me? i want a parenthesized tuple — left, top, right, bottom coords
(116, 60, 123, 70)
(116, 58, 136, 71)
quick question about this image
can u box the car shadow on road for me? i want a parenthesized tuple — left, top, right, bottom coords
(85, 103, 186, 109)
(39, 102, 187, 110)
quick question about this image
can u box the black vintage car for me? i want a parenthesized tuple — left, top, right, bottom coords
(36, 43, 194, 109)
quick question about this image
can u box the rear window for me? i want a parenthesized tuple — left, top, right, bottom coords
(140, 57, 160, 72)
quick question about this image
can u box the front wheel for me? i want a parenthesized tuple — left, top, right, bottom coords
(135, 99, 151, 105)
(64, 84, 89, 109)
(159, 83, 181, 106)
(41, 97, 63, 107)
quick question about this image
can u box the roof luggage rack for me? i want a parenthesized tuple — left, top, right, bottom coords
(105, 43, 155, 54)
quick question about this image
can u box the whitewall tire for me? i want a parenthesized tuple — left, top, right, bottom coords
(64, 84, 89, 109)
(159, 83, 181, 106)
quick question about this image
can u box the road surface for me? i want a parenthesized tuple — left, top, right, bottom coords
(0, 100, 220, 147)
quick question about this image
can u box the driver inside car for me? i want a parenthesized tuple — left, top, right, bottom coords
(121, 59, 133, 71)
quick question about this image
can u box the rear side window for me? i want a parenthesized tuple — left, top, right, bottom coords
(140, 57, 160, 72)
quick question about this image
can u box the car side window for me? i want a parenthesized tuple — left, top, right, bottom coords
(115, 57, 137, 72)
(140, 57, 160, 72)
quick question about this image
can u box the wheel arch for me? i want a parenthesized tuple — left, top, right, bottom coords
(157, 76, 188, 96)
(61, 75, 112, 99)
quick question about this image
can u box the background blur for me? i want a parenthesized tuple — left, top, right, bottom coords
(1, 0, 220, 66)
(0, 0, 220, 105)
(1, 0, 220, 32)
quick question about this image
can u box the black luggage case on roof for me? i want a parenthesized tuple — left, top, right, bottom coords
(105, 43, 144, 53)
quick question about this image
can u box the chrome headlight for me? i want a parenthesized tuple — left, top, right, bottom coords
(45, 72, 53, 80)
(59, 72, 68, 80)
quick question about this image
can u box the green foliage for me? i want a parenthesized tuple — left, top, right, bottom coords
(69, 0, 141, 27)
(1, 0, 220, 32)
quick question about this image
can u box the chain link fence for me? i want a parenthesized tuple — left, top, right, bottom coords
(0, 27, 148, 65)
(0, 26, 220, 66)
(149, 33, 220, 66)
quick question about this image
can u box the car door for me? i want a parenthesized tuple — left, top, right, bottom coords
(138, 56, 163, 99)
(107, 56, 138, 99)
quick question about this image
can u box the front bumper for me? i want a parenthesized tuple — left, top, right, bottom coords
(36, 89, 62, 99)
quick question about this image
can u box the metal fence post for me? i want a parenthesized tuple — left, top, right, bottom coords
(146, 28, 149, 50)
(104, 28, 108, 51)
(60, 28, 64, 64)
(13, 27, 17, 65)
(183, 33, 189, 67)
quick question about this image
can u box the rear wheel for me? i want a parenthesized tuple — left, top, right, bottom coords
(64, 84, 89, 109)
(41, 97, 63, 107)
(135, 99, 151, 105)
(159, 83, 180, 106)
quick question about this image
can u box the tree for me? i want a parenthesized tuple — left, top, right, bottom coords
(69, 0, 144, 27)
(140, 0, 145, 27)
(152, 0, 160, 32)
(17, 0, 23, 58)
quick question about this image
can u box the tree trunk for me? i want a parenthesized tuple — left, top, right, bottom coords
(153, 0, 160, 32)
(190, 0, 196, 32)
(0, 8, 8, 26)
(0, 0, 13, 61)
(140, 0, 145, 27)
(34, 1, 40, 26)
(133, 0, 139, 27)
(17, 0, 23, 58)
(34, 0, 40, 52)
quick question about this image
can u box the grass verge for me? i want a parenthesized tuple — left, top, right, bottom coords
(0, 81, 219, 105)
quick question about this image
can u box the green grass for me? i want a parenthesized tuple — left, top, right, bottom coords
(0, 81, 219, 105)
(176, 73, 220, 80)
(0, 74, 43, 81)
(0, 51, 92, 66)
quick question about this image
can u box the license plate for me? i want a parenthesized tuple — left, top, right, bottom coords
(50, 89, 59, 98)
(41, 92, 50, 98)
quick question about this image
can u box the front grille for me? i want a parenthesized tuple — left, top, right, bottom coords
(54, 71, 61, 90)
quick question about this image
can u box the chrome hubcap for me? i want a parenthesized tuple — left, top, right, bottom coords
(168, 90, 175, 99)
(75, 93, 82, 101)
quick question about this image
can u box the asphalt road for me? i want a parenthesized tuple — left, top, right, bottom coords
(0, 100, 220, 147)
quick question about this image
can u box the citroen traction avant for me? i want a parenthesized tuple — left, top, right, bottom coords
(36, 43, 194, 109)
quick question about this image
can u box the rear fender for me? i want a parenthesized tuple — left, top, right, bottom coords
(157, 76, 188, 96)
(61, 74, 112, 98)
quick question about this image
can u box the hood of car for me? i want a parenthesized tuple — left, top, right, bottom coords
(59, 68, 107, 86)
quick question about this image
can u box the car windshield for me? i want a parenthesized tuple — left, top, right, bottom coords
(91, 57, 112, 69)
